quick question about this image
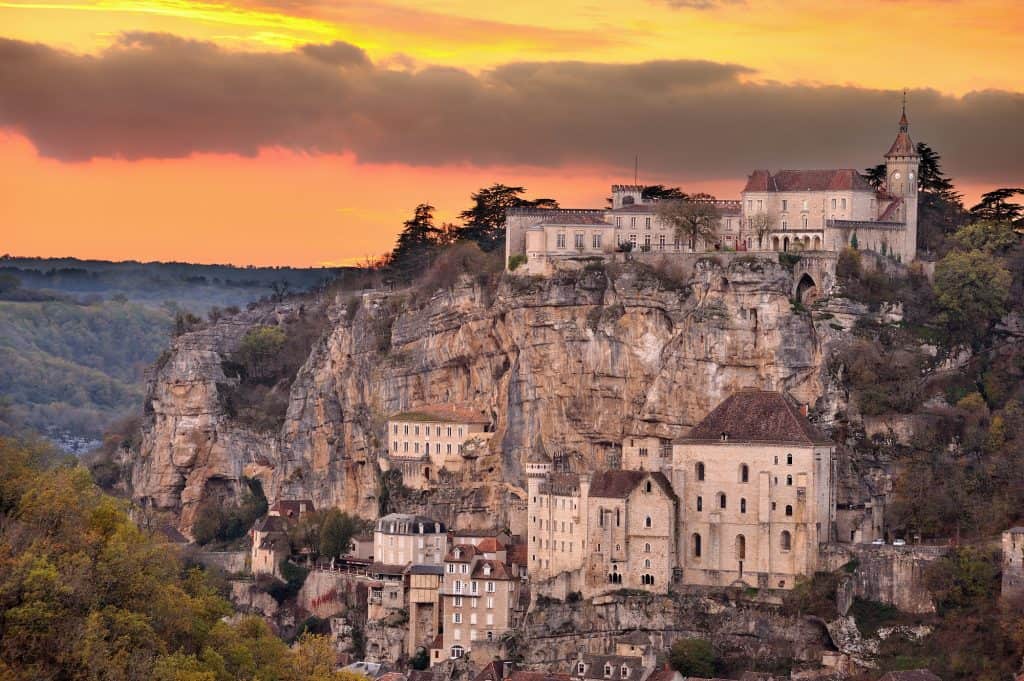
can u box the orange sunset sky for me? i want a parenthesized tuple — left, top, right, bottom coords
(1, 0, 1022, 266)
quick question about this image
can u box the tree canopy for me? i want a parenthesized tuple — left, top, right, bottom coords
(934, 249, 1011, 344)
(970, 188, 1024, 225)
(455, 184, 557, 253)
(655, 199, 720, 251)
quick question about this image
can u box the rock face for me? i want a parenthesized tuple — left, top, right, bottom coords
(131, 257, 837, 536)
(518, 592, 829, 671)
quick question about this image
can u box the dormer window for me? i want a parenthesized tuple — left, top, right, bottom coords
(483, 564, 491, 576)
(620, 665, 629, 678)
(604, 664, 613, 678)
(577, 663, 586, 675)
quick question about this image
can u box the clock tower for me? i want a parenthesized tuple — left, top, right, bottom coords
(884, 95, 920, 261)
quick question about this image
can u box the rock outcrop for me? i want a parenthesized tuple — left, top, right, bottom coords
(131, 257, 841, 536)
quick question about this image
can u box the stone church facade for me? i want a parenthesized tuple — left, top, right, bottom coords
(527, 389, 835, 595)
(505, 109, 920, 275)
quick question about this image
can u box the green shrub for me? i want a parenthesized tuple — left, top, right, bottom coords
(508, 254, 527, 271)
(669, 638, 716, 676)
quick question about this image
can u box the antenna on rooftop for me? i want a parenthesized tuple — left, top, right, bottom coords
(634, 155, 639, 185)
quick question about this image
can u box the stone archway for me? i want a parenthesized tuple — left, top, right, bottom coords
(795, 272, 818, 304)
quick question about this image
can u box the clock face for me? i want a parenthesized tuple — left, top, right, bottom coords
(893, 172, 901, 180)
(909, 172, 915, 180)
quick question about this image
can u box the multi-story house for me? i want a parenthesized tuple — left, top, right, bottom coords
(383, 405, 492, 489)
(439, 540, 526, 661)
(525, 450, 590, 581)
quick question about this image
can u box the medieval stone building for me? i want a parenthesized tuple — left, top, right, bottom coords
(504, 109, 920, 274)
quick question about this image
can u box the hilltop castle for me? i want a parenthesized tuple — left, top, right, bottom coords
(505, 108, 920, 275)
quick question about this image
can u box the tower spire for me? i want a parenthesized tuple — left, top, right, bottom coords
(899, 89, 908, 132)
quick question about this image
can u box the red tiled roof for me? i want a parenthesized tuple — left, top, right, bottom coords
(476, 537, 506, 553)
(474, 662, 505, 681)
(471, 558, 514, 580)
(676, 389, 830, 446)
(885, 130, 917, 158)
(445, 544, 480, 563)
(588, 470, 676, 501)
(390, 405, 489, 425)
(743, 169, 873, 193)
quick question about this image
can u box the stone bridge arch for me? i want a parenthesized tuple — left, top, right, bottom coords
(792, 252, 837, 304)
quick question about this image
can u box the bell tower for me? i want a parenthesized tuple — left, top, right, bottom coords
(884, 93, 920, 261)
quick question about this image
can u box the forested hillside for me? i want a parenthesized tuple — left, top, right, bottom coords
(0, 437, 365, 680)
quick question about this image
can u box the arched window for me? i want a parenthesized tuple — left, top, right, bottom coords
(718, 492, 727, 509)
(645, 516, 652, 528)
(740, 498, 747, 514)
(786, 453, 793, 465)
(695, 462, 705, 481)
(621, 195, 635, 206)
(692, 533, 702, 558)
(786, 475, 793, 486)
(450, 645, 465, 659)
(645, 542, 651, 553)
(644, 558, 651, 568)
(735, 534, 746, 560)
(696, 496, 703, 512)
(604, 664, 613, 678)
(740, 464, 749, 483)
(785, 505, 793, 517)
(780, 530, 792, 551)
(645, 480, 652, 493)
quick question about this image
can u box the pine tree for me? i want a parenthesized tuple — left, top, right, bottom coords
(456, 184, 558, 252)
(390, 203, 443, 281)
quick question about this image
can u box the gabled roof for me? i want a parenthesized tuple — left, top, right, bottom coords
(588, 470, 676, 501)
(877, 197, 903, 222)
(445, 544, 480, 563)
(743, 169, 873, 193)
(471, 558, 514, 580)
(390, 405, 489, 424)
(254, 515, 289, 533)
(509, 673, 571, 681)
(574, 655, 646, 681)
(540, 472, 582, 496)
(473, 661, 506, 681)
(270, 499, 314, 517)
(676, 389, 830, 446)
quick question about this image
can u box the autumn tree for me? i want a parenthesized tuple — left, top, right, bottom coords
(748, 212, 775, 250)
(656, 198, 720, 251)
(934, 250, 1011, 344)
(952, 219, 1020, 254)
(235, 325, 287, 381)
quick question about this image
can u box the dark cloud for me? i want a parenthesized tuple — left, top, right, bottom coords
(0, 33, 1021, 185)
(299, 40, 370, 66)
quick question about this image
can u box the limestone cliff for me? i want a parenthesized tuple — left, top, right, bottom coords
(130, 257, 840, 536)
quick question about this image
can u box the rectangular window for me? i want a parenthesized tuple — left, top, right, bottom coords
(574, 232, 585, 249)
(392, 440, 397, 451)
(453, 613, 462, 624)
(592, 233, 602, 249)
(486, 613, 494, 626)
(756, 199, 763, 210)
(454, 596, 462, 606)
(630, 217, 636, 228)
(403, 442, 408, 452)
(658, 235, 665, 250)
(458, 427, 463, 437)
(414, 426, 419, 435)
(746, 200, 752, 211)
(629, 234, 637, 247)
(782, 199, 788, 211)
(831, 198, 837, 209)
(447, 444, 452, 454)
(470, 613, 477, 625)
(447, 427, 452, 437)
(841, 198, 847, 209)
(556, 233, 566, 249)
(615, 217, 621, 227)
(644, 235, 651, 250)
(645, 217, 651, 229)
(414, 442, 419, 453)
(486, 597, 494, 609)
(471, 581, 478, 594)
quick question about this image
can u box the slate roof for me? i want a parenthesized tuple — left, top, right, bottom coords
(390, 405, 489, 424)
(573, 655, 646, 681)
(508, 673, 571, 681)
(540, 472, 582, 496)
(406, 564, 444, 576)
(368, 562, 408, 576)
(588, 470, 676, 501)
(743, 169, 873, 193)
(676, 389, 830, 446)
(253, 515, 289, 533)
(645, 669, 679, 681)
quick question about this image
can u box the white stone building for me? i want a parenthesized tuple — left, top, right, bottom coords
(382, 405, 492, 489)
(505, 109, 919, 274)
(373, 513, 448, 567)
